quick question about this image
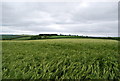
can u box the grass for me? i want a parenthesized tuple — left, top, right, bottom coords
(0, 35, 33, 40)
(1, 35, 120, 41)
(13, 37, 31, 40)
(48, 36, 81, 38)
(1, 35, 22, 40)
(2, 39, 120, 79)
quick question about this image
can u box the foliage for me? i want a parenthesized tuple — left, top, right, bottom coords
(30, 36, 41, 40)
(1, 35, 120, 41)
(1, 35, 32, 40)
(1, 35, 23, 40)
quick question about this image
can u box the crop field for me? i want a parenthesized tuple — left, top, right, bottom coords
(1, 35, 23, 40)
(1, 39, 120, 79)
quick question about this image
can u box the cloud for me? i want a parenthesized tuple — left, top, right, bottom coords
(1, 2, 118, 37)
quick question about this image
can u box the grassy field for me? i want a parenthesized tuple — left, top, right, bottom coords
(0, 35, 32, 40)
(1, 35, 23, 40)
(1, 35, 119, 40)
(2, 39, 120, 79)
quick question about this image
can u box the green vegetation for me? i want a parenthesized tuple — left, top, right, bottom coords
(1, 35, 32, 40)
(30, 35, 41, 40)
(1, 34, 120, 41)
(48, 35, 85, 39)
(13, 37, 31, 40)
(2, 39, 120, 79)
(1, 35, 23, 40)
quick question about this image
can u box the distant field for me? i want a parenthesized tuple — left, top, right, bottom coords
(0, 35, 32, 40)
(1, 35, 23, 40)
(1, 35, 120, 40)
(13, 37, 31, 40)
(2, 39, 120, 79)
(0, 35, 84, 40)
(48, 36, 81, 39)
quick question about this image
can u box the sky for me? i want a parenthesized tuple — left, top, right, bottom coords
(1, 1, 118, 37)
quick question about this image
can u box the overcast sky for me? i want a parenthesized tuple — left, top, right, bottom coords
(1, 2, 118, 37)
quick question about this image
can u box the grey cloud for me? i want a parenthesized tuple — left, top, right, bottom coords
(72, 2, 117, 23)
(1, 2, 118, 37)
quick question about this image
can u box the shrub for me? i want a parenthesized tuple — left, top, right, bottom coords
(30, 36, 41, 40)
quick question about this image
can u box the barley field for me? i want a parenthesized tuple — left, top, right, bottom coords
(2, 39, 120, 79)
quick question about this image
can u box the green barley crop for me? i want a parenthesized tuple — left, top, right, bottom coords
(1, 39, 120, 79)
